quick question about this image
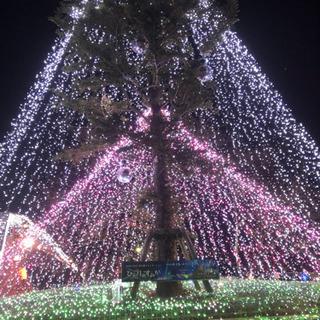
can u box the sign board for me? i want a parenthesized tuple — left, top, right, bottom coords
(122, 259, 219, 282)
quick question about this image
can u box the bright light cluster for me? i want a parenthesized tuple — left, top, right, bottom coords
(0, 213, 77, 297)
(0, 0, 319, 297)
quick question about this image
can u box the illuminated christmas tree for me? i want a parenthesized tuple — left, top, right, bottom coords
(0, 0, 319, 298)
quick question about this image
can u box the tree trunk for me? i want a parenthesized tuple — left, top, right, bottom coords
(150, 90, 182, 297)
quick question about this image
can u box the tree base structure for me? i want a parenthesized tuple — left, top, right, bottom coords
(131, 228, 213, 299)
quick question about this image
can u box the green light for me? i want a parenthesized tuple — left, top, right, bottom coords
(0, 279, 319, 319)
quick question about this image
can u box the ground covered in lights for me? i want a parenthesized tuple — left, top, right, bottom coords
(0, 279, 319, 320)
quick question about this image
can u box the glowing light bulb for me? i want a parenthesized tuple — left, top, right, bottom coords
(18, 267, 28, 280)
(135, 246, 142, 253)
(13, 255, 22, 262)
(20, 237, 35, 250)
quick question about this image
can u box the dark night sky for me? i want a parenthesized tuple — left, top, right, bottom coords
(0, 0, 319, 142)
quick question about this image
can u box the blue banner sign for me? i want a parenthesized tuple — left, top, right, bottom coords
(122, 259, 219, 282)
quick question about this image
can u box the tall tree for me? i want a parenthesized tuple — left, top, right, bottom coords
(52, 0, 237, 297)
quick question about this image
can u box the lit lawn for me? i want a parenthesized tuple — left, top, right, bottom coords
(0, 279, 319, 319)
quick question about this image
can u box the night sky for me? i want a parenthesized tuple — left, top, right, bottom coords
(0, 0, 319, 142)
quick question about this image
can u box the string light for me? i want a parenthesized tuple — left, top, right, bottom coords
(0, 0, 319, 300)
(0, 280, 319, 319)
